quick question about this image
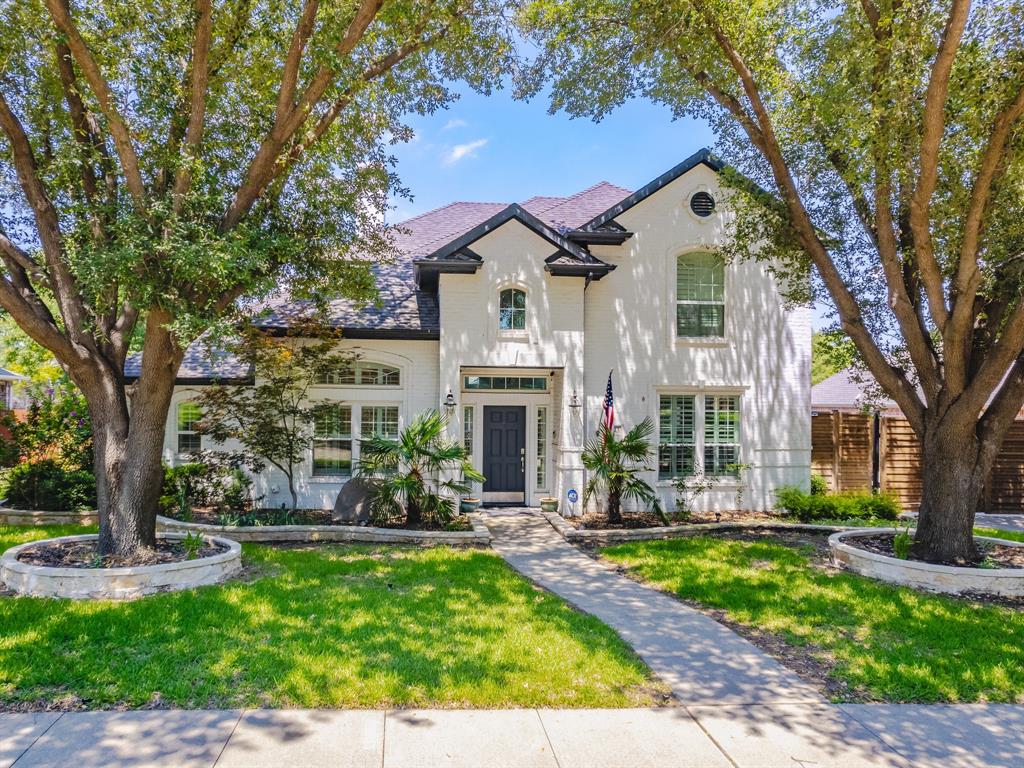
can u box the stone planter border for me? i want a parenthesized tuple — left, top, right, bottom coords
(828, 527, 1024, 596)
(1, 532, 241, 600)
(540, 509, 856, 545)
(156, 514, 492, 546)
(0, 507, 98, 526)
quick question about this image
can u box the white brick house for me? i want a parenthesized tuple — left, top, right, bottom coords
(136, 149, 811, 513)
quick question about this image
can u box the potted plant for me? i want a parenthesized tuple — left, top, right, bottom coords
(460, 496, 482, 514)
(539, 497, 559, 513)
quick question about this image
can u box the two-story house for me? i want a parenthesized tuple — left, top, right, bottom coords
(143, 149, 811, 513)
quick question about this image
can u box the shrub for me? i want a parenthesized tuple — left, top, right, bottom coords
(774, 486, 900, 522)
(159, 454, 259, 518)
(810, 474, 829, 496)
(4, 379, 93, 471)
(1, 459, 96, 510)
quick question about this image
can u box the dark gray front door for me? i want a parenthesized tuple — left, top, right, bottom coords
(483, 406, 526, 500)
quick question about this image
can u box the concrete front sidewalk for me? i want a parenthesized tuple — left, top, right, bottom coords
(485, 508, 820, 705)
(4, 705, 1024, 768)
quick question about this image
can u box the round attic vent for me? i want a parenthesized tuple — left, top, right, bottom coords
(689, 191, 716, 218)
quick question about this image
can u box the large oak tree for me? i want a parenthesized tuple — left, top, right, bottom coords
(521, 0, 1024, 562)
(0, 0, 512, 557)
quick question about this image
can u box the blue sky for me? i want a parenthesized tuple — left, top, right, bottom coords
(387, 85, 717, 221)
(387, 85, 830, 329)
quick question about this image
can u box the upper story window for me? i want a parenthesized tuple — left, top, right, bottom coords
(177, 402, 202, 454)
(676, 252, 725, 338)
(315, 361, 400, 386)
(499, 288, 526, 331)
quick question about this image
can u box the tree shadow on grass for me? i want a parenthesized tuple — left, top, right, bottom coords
(604, 536, 1024, 703)
(0, 542, 658, 710)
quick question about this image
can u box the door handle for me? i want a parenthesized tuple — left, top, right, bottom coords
(520, 447, 525, 470)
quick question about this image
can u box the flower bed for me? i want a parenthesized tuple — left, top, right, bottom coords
(1, 532, 241, 599)
(541, 509, 856, 545)
(157, 514, 492, 546)
(829, 527, 1024, 596)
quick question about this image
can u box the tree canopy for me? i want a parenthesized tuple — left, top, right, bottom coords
(521, 0, 1024, 561)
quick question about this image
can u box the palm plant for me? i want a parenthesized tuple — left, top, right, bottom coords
(581, 418, 664, 525)
(357, 410, 484, 527)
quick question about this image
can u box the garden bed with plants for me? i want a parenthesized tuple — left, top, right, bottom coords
(1, 531, 241, 600)
(0, 524, 666, 710)
(172, 506, 474, 532)
(600, 528, 1024, 702)
(829, 527, 1024, 596)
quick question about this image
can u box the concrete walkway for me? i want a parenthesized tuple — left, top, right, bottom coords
(4, 705, 1024, 767)
(975, 513, 1024, 533)
(484, 507, 820, 705)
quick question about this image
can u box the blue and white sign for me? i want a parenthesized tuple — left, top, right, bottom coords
(567, 488, 579, 504)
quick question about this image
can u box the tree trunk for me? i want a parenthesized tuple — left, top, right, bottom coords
(79, 309, 184, 559)
(912, 417, 991, 564)
(607, 486, 622, 524)
(407, 495, 422, 527)
(287, 473, 298, 511)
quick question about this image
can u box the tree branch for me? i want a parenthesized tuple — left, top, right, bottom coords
(275, 0, 320, 125)
(945, 82, 1024, 390)
(171, 0, 214, 213)
(43, 0, 149, 213)
(907, 0, 971, 332)
(687, 2, 927, 432)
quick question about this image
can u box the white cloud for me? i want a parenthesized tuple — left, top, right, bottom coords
(442, 138, 488, 166)
(442, 118, 468, 131)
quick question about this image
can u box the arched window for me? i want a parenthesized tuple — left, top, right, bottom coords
(315, 361, 400, 386)
(499, 288, 526, 331)
(676, 252, 725, 337)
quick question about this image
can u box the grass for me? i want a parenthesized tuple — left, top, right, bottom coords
(0, 525, 664, 710)
(601, 535, 1024, 703)
(976, 527, 1024, 543)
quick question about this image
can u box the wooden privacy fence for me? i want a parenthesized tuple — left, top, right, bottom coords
(811, 411, 1024, 513)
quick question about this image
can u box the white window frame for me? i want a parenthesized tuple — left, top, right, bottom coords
(536, 405, 548, 491)
(675, 251, 726, 340)
(655, 389, 743, 483)
(315, 361, 401, 387)
(359, 404, 400, 441)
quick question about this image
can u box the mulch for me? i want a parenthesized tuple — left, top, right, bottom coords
(15, 538, 227, 569)
(565, 508, 782, 530)
(179, 507, 472, 532)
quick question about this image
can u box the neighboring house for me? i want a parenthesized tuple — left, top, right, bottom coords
(0, 367, 27, 411)
(812, 368, 1024, 512)
(129, 149, 811, 513)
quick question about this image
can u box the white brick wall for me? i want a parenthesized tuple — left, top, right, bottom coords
(163, 161, 810, 513)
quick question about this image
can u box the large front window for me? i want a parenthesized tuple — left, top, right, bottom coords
(499, 288, 526, 330)
(659, 394, 741, 478)
(676, 252, 725, 337)
(313, 405, 352, 476)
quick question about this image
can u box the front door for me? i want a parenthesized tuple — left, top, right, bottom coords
(482, 406, 526, 504)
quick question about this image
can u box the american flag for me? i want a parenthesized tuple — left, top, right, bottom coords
(602, 370, 615, 431)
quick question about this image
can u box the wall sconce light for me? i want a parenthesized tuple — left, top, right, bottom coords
(443, 389, 456, 413)
(568, 390, 582, 410)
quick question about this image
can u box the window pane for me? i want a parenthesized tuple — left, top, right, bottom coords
(177, 402, 201, 431)
(177, 432, 202, 454)
(677, 303, 724, 337)
(499, 289, 526, 330)
(536, 407, 547, 488)
(361, 406, 399, 439)
(705, 396, 740, 475)
(677, 253, 724, 302)
(313, 405, 352, 476)
(658, 395, 695, 479)
(463, 406, 474, 454)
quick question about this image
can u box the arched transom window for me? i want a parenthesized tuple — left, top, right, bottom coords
(499, 288, 526, 331)
(676, 252, 725, 338)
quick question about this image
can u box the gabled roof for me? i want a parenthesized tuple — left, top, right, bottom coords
(414, 203, 615, 284)
(582, 148, 724, 231)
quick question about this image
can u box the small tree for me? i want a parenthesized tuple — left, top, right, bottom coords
(357, 409, 483, 527)
(581, 419, 663, 525)
(194, 325, 353, 511)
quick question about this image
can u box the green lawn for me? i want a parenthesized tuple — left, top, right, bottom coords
(602, 535, 1024, 703)
(0, 525, 664, 710)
